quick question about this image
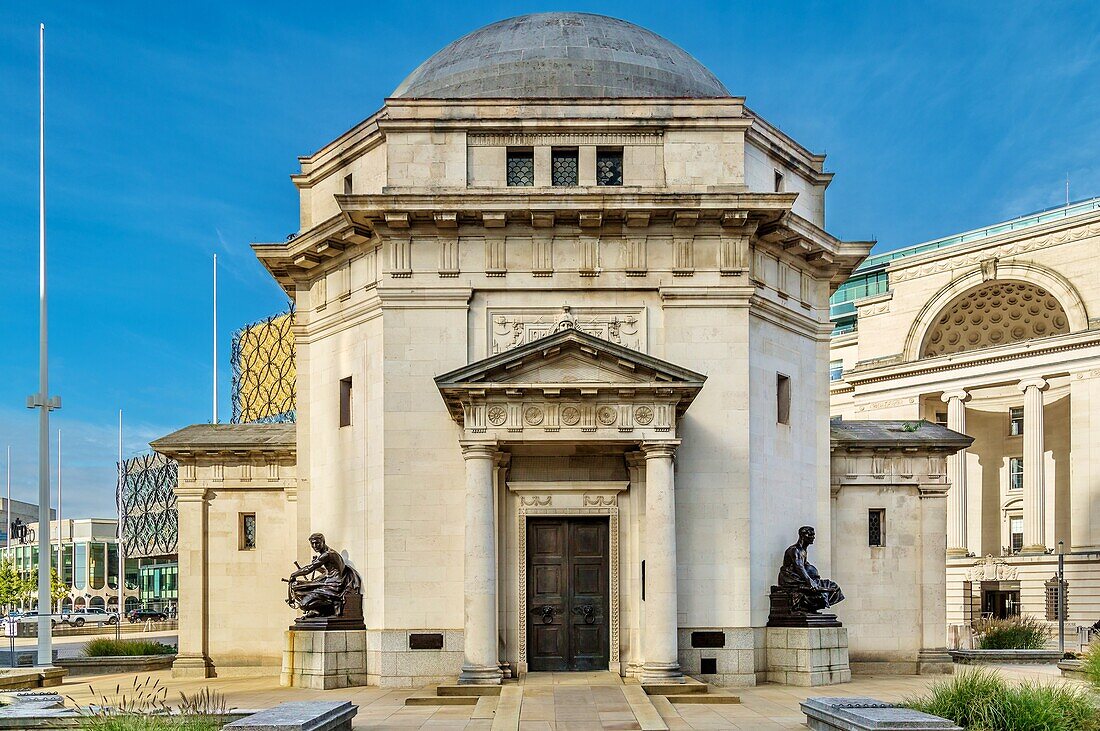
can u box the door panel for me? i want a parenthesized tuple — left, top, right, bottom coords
(526, 517, 609, 671)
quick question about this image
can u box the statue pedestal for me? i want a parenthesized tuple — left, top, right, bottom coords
(765, 627, 851, 686)
(281, 630, 367, 689)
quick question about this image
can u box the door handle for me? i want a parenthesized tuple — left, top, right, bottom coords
(572, 604, 596, 624)
(531, 604, 556, 624)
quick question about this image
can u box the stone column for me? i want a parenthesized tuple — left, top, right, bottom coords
(941, 390, 970, 556)
(173, 482, 213, 678)
(917, 484, 952, 673)
(1019, 378, 1048, 554)
(459, 443, 502, 685)
(641, 441, 683, 684)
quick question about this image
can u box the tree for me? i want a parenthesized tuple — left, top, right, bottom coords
(0, 559, 21, 611)
(51, 569, 68, 612)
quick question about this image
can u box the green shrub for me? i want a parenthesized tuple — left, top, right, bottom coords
(74, 682, 229, 731)
(1081, 641, 1100, 689)
(974, 614, 1052, 650)
(81, 718, 221, 731)
(904, 668, 1100, 731)
(82, 639, 176, 658)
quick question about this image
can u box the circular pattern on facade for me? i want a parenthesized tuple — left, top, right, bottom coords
(560, 406, 581, 426)
(597, 406, 618, 426)
(634, 406, 654, 425)
(523, 406, 544, 426)
(921, 281, 1070, 357)
(487, 406, 508, 426)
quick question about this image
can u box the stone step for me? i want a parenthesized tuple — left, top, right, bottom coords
(668, 693, 741, 705)
(405, 693, 479, 706)
(436, 684, 503, 697)
(641, 678, 709, 696)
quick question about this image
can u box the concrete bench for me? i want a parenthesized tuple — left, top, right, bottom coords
(801, 697, 962, 731)
(224, 701, 357, 731)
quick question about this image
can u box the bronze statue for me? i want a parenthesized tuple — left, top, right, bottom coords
(768, 526, 845, 627)
(284, 533, 364, 630)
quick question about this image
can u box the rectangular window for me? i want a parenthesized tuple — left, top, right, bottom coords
(339, 376, 353, 428)
(776, 373, 791, 425)
(506, 148, 534, 186)
(868, 509, 885, 547)
(1010, 517, 1024, 553)
(774, 169, 785, 192)
(343, 173, 353, 195)
(596, 148, 623, 186)
(829, 360, 843, 382)
(239, 514, 257, 551)
(1009, 406, 1024, 436)
(1009, 457, 1023, 490)
(551, 148, 578, 186)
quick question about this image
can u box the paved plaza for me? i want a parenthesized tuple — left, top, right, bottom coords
(55, 666, 1074, 730)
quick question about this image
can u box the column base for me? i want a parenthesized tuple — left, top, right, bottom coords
(1019, 545, 1049, 555)
(458, 663, 502, 685)
(172, 654, 214, 679)
(946, 547, 969, 558)
(641, 662, 684, 684)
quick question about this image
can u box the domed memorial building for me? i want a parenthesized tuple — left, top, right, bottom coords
(154, 13, 968, 688)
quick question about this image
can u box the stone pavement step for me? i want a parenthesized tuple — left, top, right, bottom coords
(472, 696, 499, 719)
(404, 693, 478, 706)
(437, 684, 504, 697)
(490, 685, 522, 730)
(668, 693, 741, 704)
(641, 678, 708, 696)
(623, 685, 669, 730)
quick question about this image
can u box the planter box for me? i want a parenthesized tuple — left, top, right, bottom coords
(948, 649, 1062, 665)
(57, 654, 176, 676)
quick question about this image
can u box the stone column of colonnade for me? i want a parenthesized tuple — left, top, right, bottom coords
(941, 390, 970, 556)
(1019, 378, 1049, 554)
(459, 443, 503, 684)
(641, 440, 684, 683)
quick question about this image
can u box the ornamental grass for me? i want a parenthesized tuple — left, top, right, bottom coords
(904, 667, 1100, 731)
(81, 638, 176, 658)
(974, 614, 1052, 650)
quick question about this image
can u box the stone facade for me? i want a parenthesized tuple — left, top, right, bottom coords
(829, 198, 1100, 636)
(154, 13, 960, 687)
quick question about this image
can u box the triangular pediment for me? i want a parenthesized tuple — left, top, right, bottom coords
(435, 327, 707, 389)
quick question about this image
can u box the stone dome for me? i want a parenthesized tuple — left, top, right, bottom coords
(391, 13, 730, 100)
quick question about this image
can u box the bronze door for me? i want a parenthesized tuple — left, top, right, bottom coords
(526, 518, 610, 671)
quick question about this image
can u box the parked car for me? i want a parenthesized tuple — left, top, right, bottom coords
(16, 611, 57, 628)
(61, 607, 119, 627)
(127, 608, 168, 623)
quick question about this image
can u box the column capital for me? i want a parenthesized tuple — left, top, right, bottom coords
(460, 442, 498, 459)
(624, 450, 647, 469)
(940, 390, 970, 403)
(1018, 377, 1048, 393)
(641, 440, 680, 459)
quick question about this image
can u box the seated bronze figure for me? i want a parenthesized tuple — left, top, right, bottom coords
(284, 533, 364, 630)
(768, 526, 845, 627)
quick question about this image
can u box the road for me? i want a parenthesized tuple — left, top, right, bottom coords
(8, 630, 178, 659)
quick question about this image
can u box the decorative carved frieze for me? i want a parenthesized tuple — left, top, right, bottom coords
(625, 235, 647, 276)
(468, 131, 660, 147)
(438, 235, 459, 277)
(533, 236, 554, 276)
(488, 306, 645, 355)
(673, 235, 695, 276)
(579, 234, 600, 276)
(486, 235, 507, 276)
(389, 238, 411, 278)
(464, 399, 671, 435)
(719, 234, 750, 275)
(966, 555, 1018, 582)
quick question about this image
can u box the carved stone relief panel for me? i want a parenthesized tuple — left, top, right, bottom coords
(487, 306, 647, 355)
(462, 399, 674, 437)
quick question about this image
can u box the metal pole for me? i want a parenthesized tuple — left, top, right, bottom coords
(27, 22, 56, 668)
(55, 429, 60, 615)
(117, 409, 123, 640)
(5, 446, 10, 550)
(1058, 541, 1065, 655)
(212, 254, 218, 424)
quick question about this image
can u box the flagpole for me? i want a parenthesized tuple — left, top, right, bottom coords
(27, 21, 57, 668)
(116, 409, 124, 638)
(213, 254, 218, 424)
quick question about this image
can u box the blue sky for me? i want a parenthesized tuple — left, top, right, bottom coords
(1, 1, 1098, 519)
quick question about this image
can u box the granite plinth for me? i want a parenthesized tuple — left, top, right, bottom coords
(766, 627, 851, 686)
(801, 696, 962, 730)
(281, 630, 367, 690)
(224, 701, 357, 731)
